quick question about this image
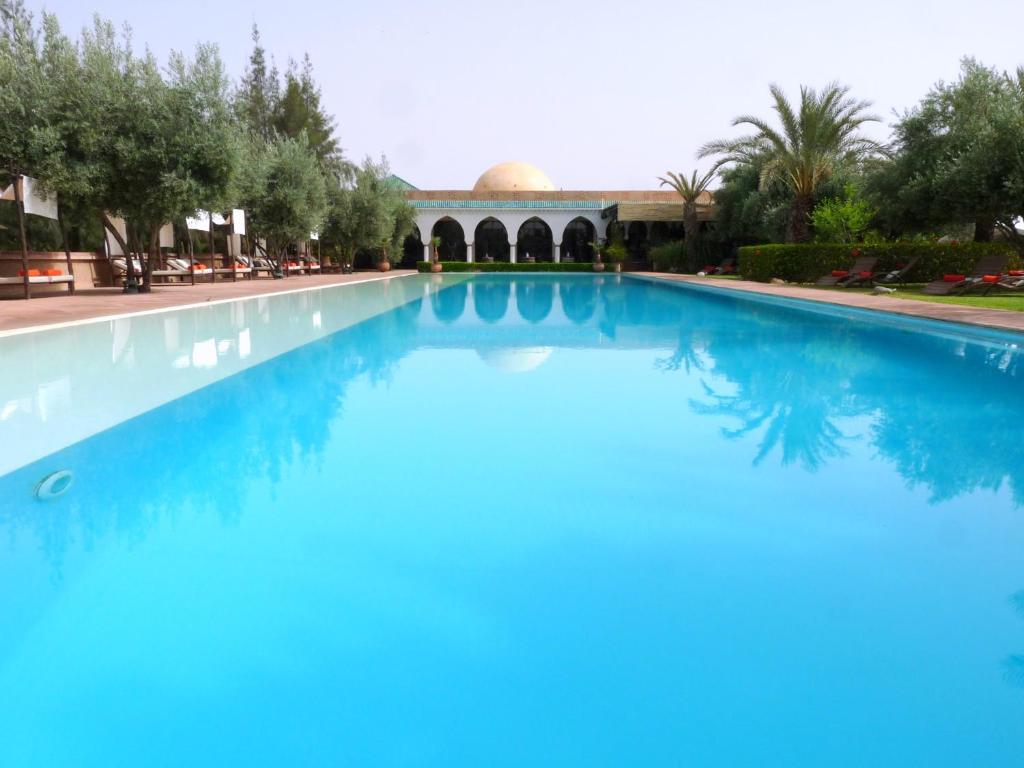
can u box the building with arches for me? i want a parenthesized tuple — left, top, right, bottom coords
(400, 161, 714, 267)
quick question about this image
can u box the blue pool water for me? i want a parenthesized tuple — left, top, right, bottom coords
(1, 273, 1023, 766)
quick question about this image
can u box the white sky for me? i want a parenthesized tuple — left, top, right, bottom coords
(32, 0, 1024, 190)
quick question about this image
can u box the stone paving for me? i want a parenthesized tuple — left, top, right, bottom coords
(0, 271, 417, 334)
(644, 273, 1024, 334)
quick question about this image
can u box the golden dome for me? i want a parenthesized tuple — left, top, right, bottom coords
(472, 162, 555, 193)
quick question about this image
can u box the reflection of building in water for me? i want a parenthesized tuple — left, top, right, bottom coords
(398, 162, 714, 267)
(477, 347, 553, 374)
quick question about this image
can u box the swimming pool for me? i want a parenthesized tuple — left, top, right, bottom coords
(1, 273, 1022, 766)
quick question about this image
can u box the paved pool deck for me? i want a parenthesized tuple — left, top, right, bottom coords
(0, 271, 417, 334)
(643, 273, 1024, 335)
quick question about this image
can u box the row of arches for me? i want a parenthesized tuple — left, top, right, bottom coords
(404, 216, 599, 264)
(402, 216, 691, 266)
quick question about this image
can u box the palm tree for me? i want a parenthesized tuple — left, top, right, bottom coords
(698, 83, 884, 242)
(657, 169, 715, 271)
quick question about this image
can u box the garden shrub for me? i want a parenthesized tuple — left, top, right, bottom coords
(737, 242, 1019, 283)
(648, 241, 685, 271)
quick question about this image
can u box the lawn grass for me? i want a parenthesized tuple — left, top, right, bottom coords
(804, 283, 1024, 312)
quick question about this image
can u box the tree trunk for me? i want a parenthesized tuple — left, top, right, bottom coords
(12, 174, 31, 300)
(787, 195, 813, 243)
(683, 203, 700, 272)
(57, 202, 75, 295)
(100, 212, 136, 292)
(141, 225, 159, 292)
(973, 216, 995, 242)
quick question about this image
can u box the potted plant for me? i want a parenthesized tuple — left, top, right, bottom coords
(430, 235, 443, 272)
(605, 239, 627, 273)
(376, 242, 391, 272)
(590, 239, 606, 272)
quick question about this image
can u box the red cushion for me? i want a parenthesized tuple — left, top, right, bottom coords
(943, 274, 965, 282)
(703, 265, 715, 272)
(723, 265, 735, 273)
(192, 264, 207, 270)
(831, 270, 849, 277)
(858, 271, 872, 278)
(18, 269, 41, 277)
(1008, 270, 1024, 277)
(982, 275, 1000, 283)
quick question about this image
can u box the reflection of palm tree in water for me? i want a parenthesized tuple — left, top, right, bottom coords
(689, 313, 863, 471)
(1004, 591, 1024, 688)
(655, 324, 709, 375)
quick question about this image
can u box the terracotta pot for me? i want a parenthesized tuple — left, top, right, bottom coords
(430, 261, 443, 273)
(593, 262, 605, 272)
(378, 260, 391, 273)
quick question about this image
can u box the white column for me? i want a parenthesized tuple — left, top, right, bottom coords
(554, 244, 561, 264)
(423, 243, 431, 263)
(509, 243, 517, 264)
(467, 242, 474, 263)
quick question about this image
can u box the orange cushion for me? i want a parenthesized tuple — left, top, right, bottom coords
(43, 268, 64, 276)
(831, 270, 849, 277)
(982, 275, 1000, 283)
(192, 264, 207, 270)
(943, 274, 965, 282)
(18, 269, 41, 277)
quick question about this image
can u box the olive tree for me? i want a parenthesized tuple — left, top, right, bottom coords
(238, 134, 327, 274)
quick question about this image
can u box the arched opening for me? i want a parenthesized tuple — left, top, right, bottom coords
(432, 218, 467, 261)
(626, 222, 649, 266)
(473, 278, 510, 323)
(561, 217, 596, 263)
(474, 218, 510, 263)
(430, 282, 468, 324)
(516, 217, 553, 262)
(649, 221, 684, 248)
(401, 225, 423, 267)
(516, 279, 554, 323)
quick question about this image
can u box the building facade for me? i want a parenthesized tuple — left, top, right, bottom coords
(401, 161, 713, 266)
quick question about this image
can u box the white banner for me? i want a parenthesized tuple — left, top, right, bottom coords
(0, 176, 59, 220)
(186, 210, 210, 231)
(309, 231, 319, 241)
(159, 223, 175, 248)
(211, 212, 228, 227)
(231, 209, 246, 236)
(105, 215, 128, 257)
(23, 176, 59, 220)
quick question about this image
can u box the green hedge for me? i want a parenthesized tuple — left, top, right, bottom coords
(737, 242, 1019, 283)
(416, 261, 604, 273)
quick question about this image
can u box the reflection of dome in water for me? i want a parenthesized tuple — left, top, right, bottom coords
(473, 162, 555, 193)
(477, 346, 553, 373)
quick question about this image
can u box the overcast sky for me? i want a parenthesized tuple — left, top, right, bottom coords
(30, 0, 1024, 190)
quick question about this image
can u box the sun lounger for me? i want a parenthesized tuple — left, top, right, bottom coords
(0, 269, 74, 288)
(872, 257, 921, 287)
(993, 269, 1024, 292)
(213, 261, 252, 278)
(712, 257, 736, 275)
(816, 256, 878, 287)
(921, 252, 1009, 295)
